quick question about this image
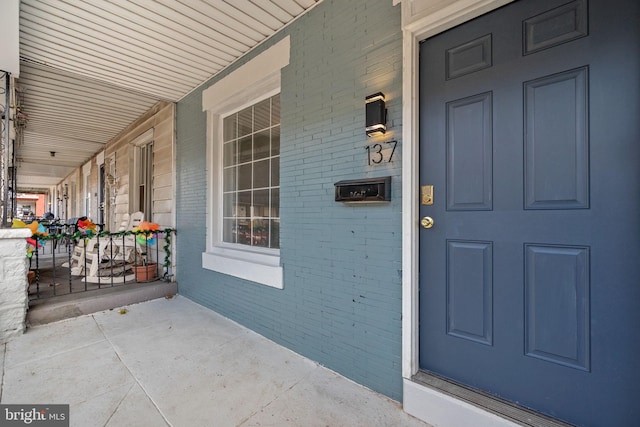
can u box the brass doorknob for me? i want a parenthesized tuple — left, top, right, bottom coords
(421, 216, 434, 229)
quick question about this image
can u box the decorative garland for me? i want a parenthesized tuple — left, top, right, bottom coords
(161, 230, 173, 269)
(30, 227, 175, 270)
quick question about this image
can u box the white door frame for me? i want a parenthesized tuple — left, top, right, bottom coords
(399, 1, 516, 426)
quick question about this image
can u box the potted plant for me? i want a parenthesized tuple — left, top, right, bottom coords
(132, 261, 157, 282)
(132, 221, 160, 282)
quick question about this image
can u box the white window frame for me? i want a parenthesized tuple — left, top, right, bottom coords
(130, 129, 154, 219)
(202, 36, 290, 289)
(82, 161, 92, 218)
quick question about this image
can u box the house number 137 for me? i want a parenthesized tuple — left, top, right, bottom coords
(365, 140, 397, 165)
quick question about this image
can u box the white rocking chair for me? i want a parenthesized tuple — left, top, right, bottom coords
(111, 211, 145, 264)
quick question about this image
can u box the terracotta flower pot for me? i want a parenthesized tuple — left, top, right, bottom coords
(132, 263, 157, 282)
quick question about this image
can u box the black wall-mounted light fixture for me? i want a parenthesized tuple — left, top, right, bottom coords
(365, 92, 386, 137)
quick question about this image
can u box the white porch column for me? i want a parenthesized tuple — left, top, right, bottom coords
(0, 228, 31, 342)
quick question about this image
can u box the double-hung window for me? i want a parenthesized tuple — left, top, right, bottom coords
(202, 37, 289, 289)
(222, 95, 280, 249)
(130, 129, 154, 219)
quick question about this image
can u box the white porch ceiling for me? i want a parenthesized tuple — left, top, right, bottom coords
(14, 0, 320, 191)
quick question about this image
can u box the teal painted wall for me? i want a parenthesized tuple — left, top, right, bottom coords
(176, 0, 404, 400)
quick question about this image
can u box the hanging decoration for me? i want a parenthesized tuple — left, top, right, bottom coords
(77, 217, 97, 236)
(12, 219, 48, 258)
(133, 221, 160, 246)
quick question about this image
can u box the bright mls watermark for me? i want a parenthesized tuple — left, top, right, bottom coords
(0, 405, 68, 427)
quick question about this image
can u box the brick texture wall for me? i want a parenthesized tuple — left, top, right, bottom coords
(176, 0, 404, 400)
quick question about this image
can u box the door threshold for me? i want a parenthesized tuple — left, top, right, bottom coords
(410, 371, 575, 427)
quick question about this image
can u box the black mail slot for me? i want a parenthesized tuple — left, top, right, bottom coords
(334, 176, 391, 203)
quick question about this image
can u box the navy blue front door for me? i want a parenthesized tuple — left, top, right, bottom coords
(418, 0, 640, 425)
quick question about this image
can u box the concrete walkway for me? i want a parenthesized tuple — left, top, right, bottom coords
(1, 296, 430, 427)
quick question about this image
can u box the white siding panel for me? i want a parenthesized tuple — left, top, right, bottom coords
(153, 200, 173, 213)
(225, 1, 286, 29)
(153, 213, 173, 227)
(153, 186, 173, 201)
(155, 0, 263, 44)
(154, 173, 173, 189)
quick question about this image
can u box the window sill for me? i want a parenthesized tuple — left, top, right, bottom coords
(202, 246, 283, 289)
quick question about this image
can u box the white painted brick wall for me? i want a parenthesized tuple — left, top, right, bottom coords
(0, 228, 31, 343)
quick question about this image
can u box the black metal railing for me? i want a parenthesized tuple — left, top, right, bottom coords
(27, 227, 175, 300)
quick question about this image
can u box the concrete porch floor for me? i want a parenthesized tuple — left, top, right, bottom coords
(1, 296, 430, 427)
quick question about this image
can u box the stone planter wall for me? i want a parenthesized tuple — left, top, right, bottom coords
(0, 228, 31, 343)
